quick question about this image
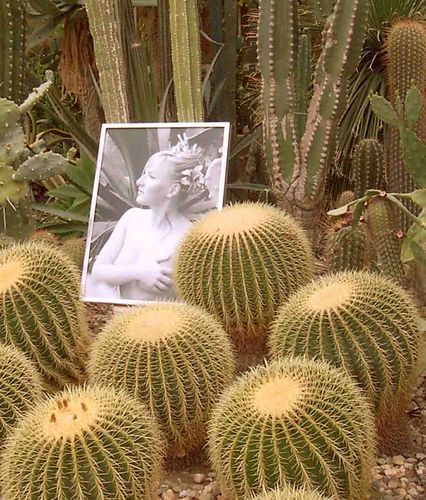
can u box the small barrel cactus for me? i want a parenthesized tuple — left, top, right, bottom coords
(0, 386, 163, 499)
(269, 271, 421, 452)
(0, 343, 42, 448)
(208, 357, 375, 499)
(89, 302, 235, 460)
(0, 241, 90, 387)
(175, 202, 314, 350)
(60, 237, 86, 268)
(250, 485, 330, 500)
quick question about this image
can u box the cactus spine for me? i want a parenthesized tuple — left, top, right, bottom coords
(0, 242, 90, 387)
(89, 303, 235, 460)
(352, 138, 387, 197)
(85, 0, 131, 122)
(208, 358, 375, 499)
(258, 0, 368, 225)
(365, 196, 406, 285)
(269, 271, 421, 452)
(0, 0, 27, 103)
(0, 344, 42, 448)
(169, 0, 203, 121)
(384, 20, 426, 227)
(175, 203, 314, 350)
(250, 486, 330, 500)
(0, 386, 163, 499)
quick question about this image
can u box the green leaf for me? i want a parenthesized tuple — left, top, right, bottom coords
(327, 204, 349, 216)
(67, 154, 95, 192)
(31, 202, 89, 222)
(47, 184, 86, 201)
(351, 199, 365, 227)
(407, 189, 426, 208)
(410, 239, 426, 269)
(405, 86, 422, 129)
(400, 129, 426, 187)
(369, 94, 401, 128)
(226, 182, 270, 192)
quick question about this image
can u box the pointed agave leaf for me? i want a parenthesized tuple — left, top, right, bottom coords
(369, 94, 401, 128)
(405, 86, 423, 129)
(31, 202, 89, 223)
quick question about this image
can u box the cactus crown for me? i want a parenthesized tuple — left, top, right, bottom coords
(306, 279, 354, 311)
(197, 203, 269, 235)
(125, 305, 181, 342)
(0, 260, 23, 293)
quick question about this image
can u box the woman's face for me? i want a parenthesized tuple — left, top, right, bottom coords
(135, 154, 178, 206)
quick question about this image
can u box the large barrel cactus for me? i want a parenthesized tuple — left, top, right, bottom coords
(250, 486, 330, 500)
(208, 358, 375, 499)
(269, 271, 421, 452)
(89, 302, 235, 460)
(0, 343, 42, 448)
(0, 241, 90, 386)
(0, 386, 163, 499)
(175, 203, 314, 349)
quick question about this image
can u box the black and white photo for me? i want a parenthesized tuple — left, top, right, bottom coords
(81, 123, 230, 305)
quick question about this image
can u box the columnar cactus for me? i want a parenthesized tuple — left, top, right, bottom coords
(89, 303, 235, 460)
(85, 0, 131, 122)
(364, 196, 406, 284)
(250, 486, 330, 500)
(208, 358, 375, 499)
(175, 203, 314, 350)
(169, 0, 203, 121)
(326, 222, 373, 272)
(0, 386, 163, 499)
(258, 0, 368, 226)
(269, 271, 421, 452)
(352, 138, 387, 197)
(0, 241, 90, 386)
(0, 0, 27, 103)
(0, 344, 42, 448)
(384, 20, 426, 227)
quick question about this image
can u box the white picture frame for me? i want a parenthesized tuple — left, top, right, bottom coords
(80, 122, 231, 306)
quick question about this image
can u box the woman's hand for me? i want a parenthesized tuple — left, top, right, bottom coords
(135, 259, 173, 293)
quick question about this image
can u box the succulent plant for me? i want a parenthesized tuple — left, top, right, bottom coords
(89, 302, 235, 460)
(175, 203, 314, 350)
(364, 196, 406, 285)
(208, 357, 375, 499)
(0, 385, 163, 499)
(269, 271, 421, 452)
(352, 139, 386, 198)
(335, 190, 355, 207)
(0, 241, 90, 387)
(326, 221, 373, 272)
(250, 485, 330, 500)
(0, 343, 42, 448)
(60, 237, 86, 268)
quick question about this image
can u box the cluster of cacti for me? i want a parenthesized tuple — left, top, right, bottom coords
(89, 302, 235, 459)
(364, 195, 406, 284)
(257, 0, 368, 224)
(175, 202, 314, 350)
(0, 343, 42, 448)
(0, 75, 75, 237)
(352, 138, 387, 197)
(384, 20, 426, 228)
(268, 270, 421, 452)
(0, 0, 27, 103)
(0, 241, 90, 387)
(168, 0, 203, 121)
(250, 486, 330, 500)
(208, 357, 375, 499)
(0, 385, 163, 499)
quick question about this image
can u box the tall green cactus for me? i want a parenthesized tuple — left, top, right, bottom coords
(169, 0, 203, 121)
(258, 0, 368, 228)
(384, 20, 426, 228)
(0, 0, 27, 103)
(352, 138, 387, 198)
(305, 0, 335, 21)
(364, 195, 406, 285)
(85, 0, 131, 122)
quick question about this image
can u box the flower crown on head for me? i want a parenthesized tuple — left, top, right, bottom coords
(164, 133, 209, 197)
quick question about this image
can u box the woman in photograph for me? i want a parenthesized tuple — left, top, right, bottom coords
(87, 135, 218, 301)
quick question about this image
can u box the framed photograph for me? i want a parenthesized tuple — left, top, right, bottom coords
(80, 122, 230, 305)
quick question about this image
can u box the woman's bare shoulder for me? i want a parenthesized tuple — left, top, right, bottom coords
(118, 207, 151, 225)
